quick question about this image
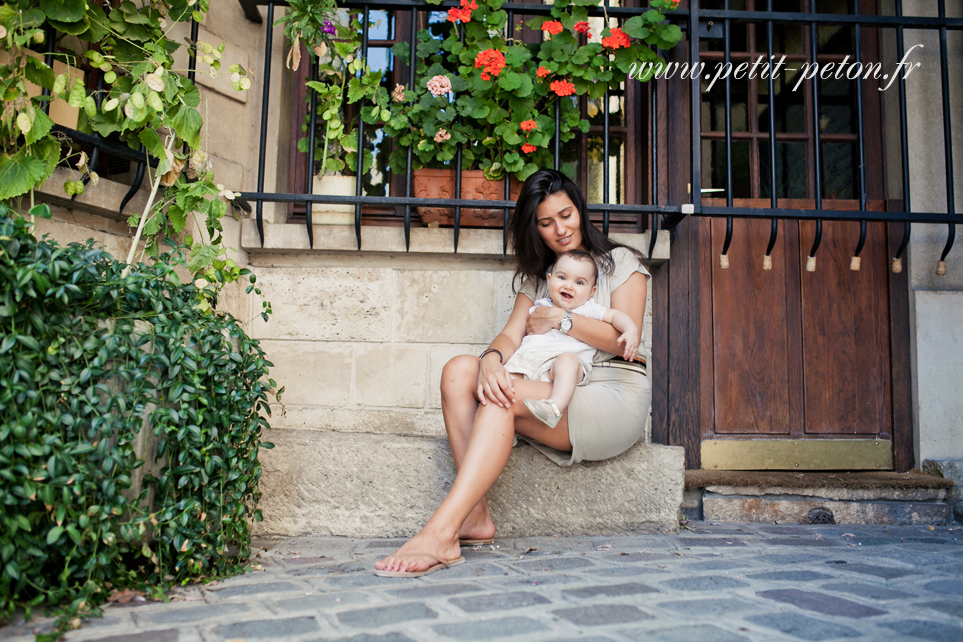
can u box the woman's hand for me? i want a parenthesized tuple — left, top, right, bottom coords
(526, 305, 564, 336)
(476, 353, 516, 408)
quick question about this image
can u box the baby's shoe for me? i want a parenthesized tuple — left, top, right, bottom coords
(523, 398, 562, 429)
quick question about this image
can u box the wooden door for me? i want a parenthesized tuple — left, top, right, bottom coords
(649, 0, 913, 471)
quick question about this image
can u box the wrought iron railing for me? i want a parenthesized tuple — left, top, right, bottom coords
(54, 2, 962, 265)
(236, 0, 962, 264)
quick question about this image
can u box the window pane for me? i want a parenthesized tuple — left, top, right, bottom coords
(588, 94, 624, 128)
(362, 129, 390, 197)
(818, 76, 857, 135)
(702, 139, 751, 200)
(758, 68, 806, 133)
(587, 135, 624, 204)
(702, 74, 749, 133)
(760, 141, 808, 199)
(753, 22, 805, 55)
(821, 142, 858, 199)
(367, 10, 393, 40)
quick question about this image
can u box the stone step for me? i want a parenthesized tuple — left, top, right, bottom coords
(683, 470, 957, 525)
(255, 429, 685, 538)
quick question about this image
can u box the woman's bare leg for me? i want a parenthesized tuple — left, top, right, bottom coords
(376, 377, 570, 573)
(439, 355, 494, 540)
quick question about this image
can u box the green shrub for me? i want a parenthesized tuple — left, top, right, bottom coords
(0, 206, 277, 634)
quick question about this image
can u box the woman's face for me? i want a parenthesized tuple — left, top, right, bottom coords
(534, 191, 583, 255)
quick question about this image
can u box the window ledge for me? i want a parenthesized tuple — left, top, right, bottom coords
(240, 220, 670, 263)
(37, 167, 150, 225)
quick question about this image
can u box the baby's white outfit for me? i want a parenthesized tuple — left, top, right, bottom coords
(504, 297, 608, 384)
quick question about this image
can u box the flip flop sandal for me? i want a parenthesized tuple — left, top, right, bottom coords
(374, 553, 466, 578)
(459, 537, 494, 546)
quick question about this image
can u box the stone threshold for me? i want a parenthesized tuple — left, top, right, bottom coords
(682, 470, 958, 526)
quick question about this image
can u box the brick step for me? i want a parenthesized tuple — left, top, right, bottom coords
(255, 429, 685, 538)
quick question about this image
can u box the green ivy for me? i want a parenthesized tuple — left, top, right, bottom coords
(0, 205, 279, 640)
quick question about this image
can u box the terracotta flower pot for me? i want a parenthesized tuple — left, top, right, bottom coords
(413, 168, 521, 227)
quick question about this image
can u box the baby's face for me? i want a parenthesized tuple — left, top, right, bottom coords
(547, 255, 597, 310)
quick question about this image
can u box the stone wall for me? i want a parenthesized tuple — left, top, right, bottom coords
(899, 1, 963, 464)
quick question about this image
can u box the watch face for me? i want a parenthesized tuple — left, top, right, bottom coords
(560, 315, 573, 333)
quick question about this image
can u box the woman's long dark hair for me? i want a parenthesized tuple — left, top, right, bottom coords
(509, 168, 646, 291)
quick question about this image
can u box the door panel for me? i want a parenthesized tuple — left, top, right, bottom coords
(798, 217, 891, 437)
(710, 217, 792, 435)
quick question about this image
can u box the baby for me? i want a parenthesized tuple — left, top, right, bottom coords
(504, 249, 640, 428)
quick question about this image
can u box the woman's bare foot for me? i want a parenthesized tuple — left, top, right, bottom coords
(375, 526, 462, 574)
(458, 501, 496, 542)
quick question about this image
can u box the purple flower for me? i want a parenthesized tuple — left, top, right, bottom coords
(322, 20, 335, 36)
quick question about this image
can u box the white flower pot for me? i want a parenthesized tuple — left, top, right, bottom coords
(311, 174, 358, 225)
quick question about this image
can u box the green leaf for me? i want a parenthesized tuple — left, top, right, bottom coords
(24, 109, 54, 146)
(24, 57, 55, 91)
(171, 104, 202, 149)
(46, 526, 64, 545)
(0, 153, 45, 200)
(188, 244, 220, 273)
(138, 128, 167, 161)
(29, 203, 51, 220)
(40, 0, 86, 22)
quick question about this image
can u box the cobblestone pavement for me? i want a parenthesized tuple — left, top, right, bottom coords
(4, 522, 963, 642)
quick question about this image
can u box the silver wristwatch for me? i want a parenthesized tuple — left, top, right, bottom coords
(558, 310, 573, 334)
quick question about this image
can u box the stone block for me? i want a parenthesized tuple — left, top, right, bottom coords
(268, 407, 445, 436)
(922, 459, 963, 503)
(354, 344, 429, 408)
(254, 430, 683, 537)
(396, 270, 496, 343)
(915, 292, 963, 461)
(702, 493, 953, 525)
(704, 485, 947, 502)
(494, 270, 520, 336)
(251, 267, 393, 342)
(258, 340, 352, 407)
(488, 441, 684, 536)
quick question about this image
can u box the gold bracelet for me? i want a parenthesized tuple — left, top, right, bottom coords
(478, 348, 503, 364)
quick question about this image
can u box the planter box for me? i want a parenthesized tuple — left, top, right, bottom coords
(413, 168, 521, 228)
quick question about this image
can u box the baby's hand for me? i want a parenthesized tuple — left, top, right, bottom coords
(616, 328, 640, 361)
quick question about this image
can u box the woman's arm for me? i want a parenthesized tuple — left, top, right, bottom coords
(526, 271, 647, 356)
(476, 292, 533, 408)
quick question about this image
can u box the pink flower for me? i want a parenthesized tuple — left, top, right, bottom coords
(434, 128, 451, 143)
(427, 75, 453, 97)
(391, 84, 406, 103)
(573, 21, 592, 38)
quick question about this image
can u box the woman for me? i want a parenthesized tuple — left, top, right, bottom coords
(375, 169, 651, 576)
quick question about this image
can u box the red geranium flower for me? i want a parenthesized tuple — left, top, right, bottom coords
(520, 120, 537, 132)
(536, 66, 551, 79)
(522, 143, 537, 153)
(447, 0, 477, 24)
(474, 48, 506, 81)
(573, 21, 592, 38)
(549, 79, 576, 96)
(541, 20, 563, 35)
(601, 27, 631, 50)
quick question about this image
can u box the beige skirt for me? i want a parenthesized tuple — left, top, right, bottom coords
(519, 363, 651, 466)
